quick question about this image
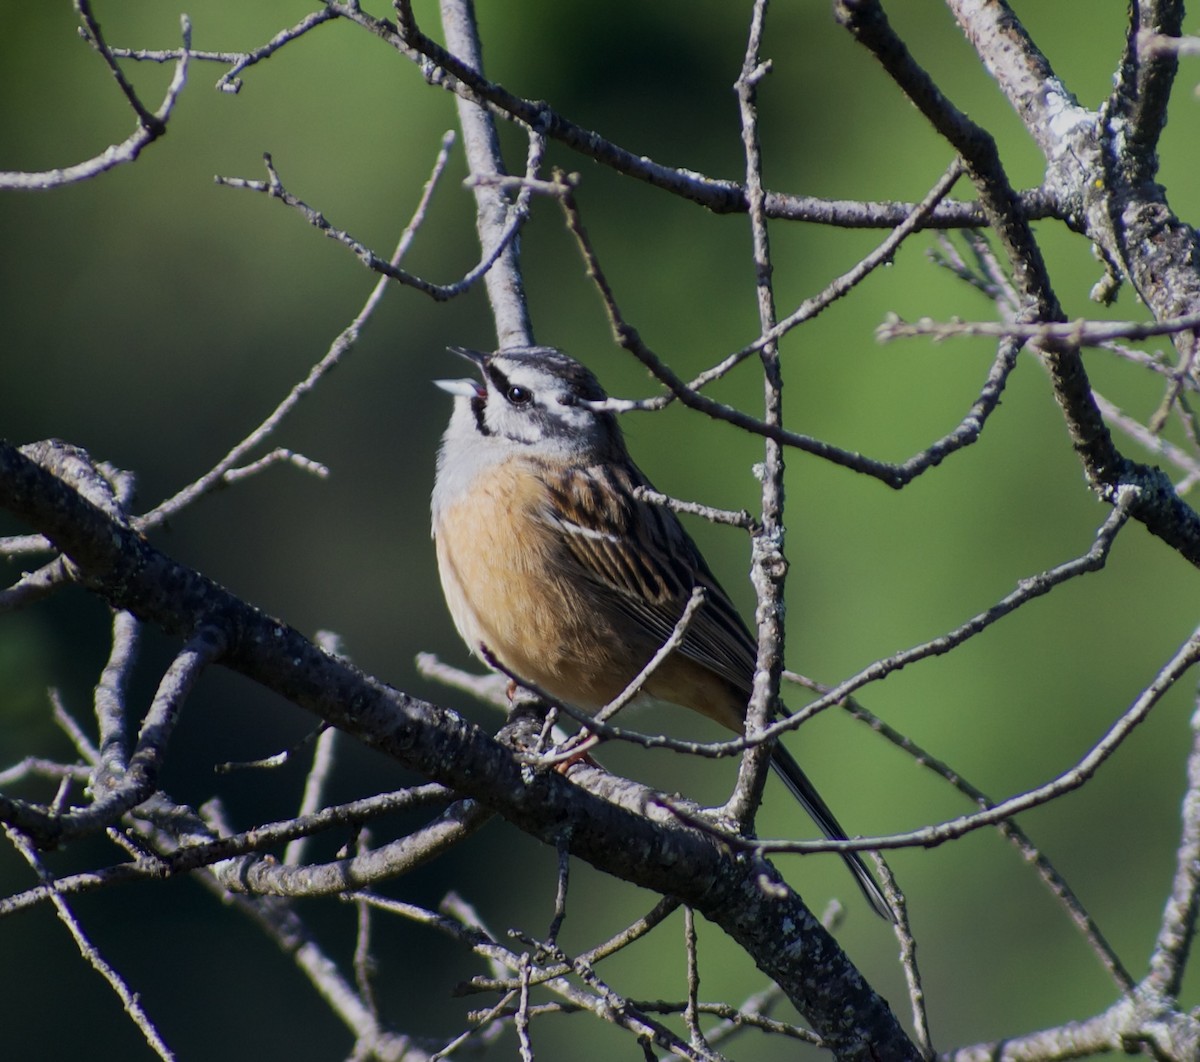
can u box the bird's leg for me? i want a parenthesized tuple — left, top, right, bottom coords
(533, 727, 603, 773)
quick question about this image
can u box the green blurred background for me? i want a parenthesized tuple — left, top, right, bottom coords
(3, 1, 1200, 1057)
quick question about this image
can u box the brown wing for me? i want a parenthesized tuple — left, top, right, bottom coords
(538, 463, 756, 695)
(539, 465, 894, 921)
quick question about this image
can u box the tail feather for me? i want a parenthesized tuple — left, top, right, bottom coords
(769, 745, 895, 922)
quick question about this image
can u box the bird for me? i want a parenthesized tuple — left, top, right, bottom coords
(430, 345, 892, 921)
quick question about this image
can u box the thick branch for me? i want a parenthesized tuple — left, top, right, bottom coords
(840, 0, 1200, 567)
(0, 439, 916, 1059)
(333, 1, 1050, 231)
(1113, 0, 1183, 173)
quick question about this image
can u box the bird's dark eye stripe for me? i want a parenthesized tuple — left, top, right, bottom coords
(485, 364, 534, 406)
(484, 362, 510, 392)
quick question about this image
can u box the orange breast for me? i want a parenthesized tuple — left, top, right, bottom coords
(434, 460, 636, 711)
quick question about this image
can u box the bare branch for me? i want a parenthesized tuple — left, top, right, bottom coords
(0, 9, 189, 191)
(17, 3, 1200, 1055)
(214, 151, 491, 303)
(329, 0, 1050, 232)
(808, 685, 1135, 992)
(437, 0, 534, 346)
(632, 486, 759, 531)
(1145, 692, 1200, 998)
(0, 758, 90, 790)
(190, 815, 415, 1061)
(0, 627, 220, 846)
(505, 483, 1137, 766)
(0, 436, 918, 1056)
(767, 621, 1200, 857)
(93, 609, 140, 783)
(108, 7, 339, 94)
(1112, 3, 1183, 172)
(877, 308, 1200, 346)
(1139, 29, 1200, 58)
(561, 170, 1019, 490)
(209, 800, 492, 898)
(5, 825, 176, 1060)
(364, 890, 718, 1059)
(725, 0, 785, 831)
(284, 727, 340, 867)
(143, 132, 455, 528)
(875, 857, 934, 1060)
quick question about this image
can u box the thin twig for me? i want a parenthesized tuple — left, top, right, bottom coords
(430, 987, 516, 1060)
(146, 132, 458, 527)
(213, 723, 328, 773)
(1145, 692, 1200, 997)
(593, 586, 706, 727)
(684, 158, 967, 396)
(761, 621, 1200, 856)
(52, 689, 101, 763)
(515, 955, 534, 1062)
(106, 7, 339, 93)
(362, 890, 712, 1058)
(284, 726, 340, 866)
(0, 9, 189, 191)
(0, 556, 73, 610)
(332, 0, 1036, 230)
(632, 486, 759, 531)
(499, 585, 709, 769)
(877, 308, 1200, 346)
(700, 982, 816, 1049)
(213, 126, 537, 308)
(0, 785, 455, 919)
(0, 630, 220, 846)
(1093, 391, 1200, 488)
(683, 907, 706, 1052)
(415, 653, 511, 710)
(461, 897, 682, 994)
(874, 857, 934, 1059)
(0, 757, 90, 789)
(546, 837, 570, 947)
(485, 487, 1138, 767)
(799, 683, 1135, 992)
(729, 0, 785, 831)
(5, 825, 176, 1060)
(351, 832, 381, 1031)
(559, 173, 1016, 490)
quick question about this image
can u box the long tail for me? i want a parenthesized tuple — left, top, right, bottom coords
(770, 745, 894, 922)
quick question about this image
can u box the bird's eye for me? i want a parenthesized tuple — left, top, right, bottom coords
(505, 385, 532, 405)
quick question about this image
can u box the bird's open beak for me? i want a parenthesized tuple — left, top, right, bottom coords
(434, 377, 484, 398)
(434, 346, 489, 398)
(447, 345, 489, 369)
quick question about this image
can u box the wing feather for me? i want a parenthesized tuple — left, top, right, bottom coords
(539, 464, 756, 695)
